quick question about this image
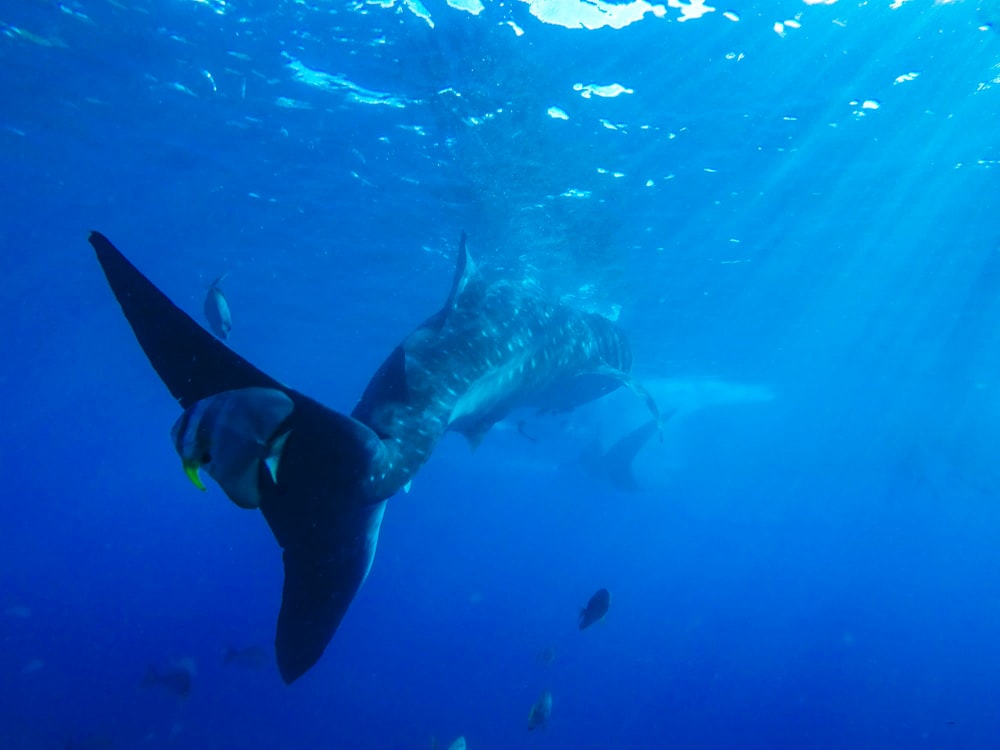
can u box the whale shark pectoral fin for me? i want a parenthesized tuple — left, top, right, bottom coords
(89, 231, 285, 409)
(274, 501, 386, 684)
(620, 376, 662, 428)
(553, 366, 664, 437)
(599, 370, 664, 437)
(543, 365, 663, 418)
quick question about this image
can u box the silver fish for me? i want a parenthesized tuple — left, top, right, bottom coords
(204, 275, 232, 340)
(528, 690, 552, 731)
(141, 658, 195, 699)
(223, 644, 269, 669)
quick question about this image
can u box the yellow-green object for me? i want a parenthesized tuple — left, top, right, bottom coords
(183, 460, 207, 491)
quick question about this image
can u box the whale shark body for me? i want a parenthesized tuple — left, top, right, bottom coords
(89, 231, 656, 683)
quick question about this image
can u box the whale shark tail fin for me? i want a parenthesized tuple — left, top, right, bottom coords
(259, 408, 389, 684)
(276, 529, 382, 683)
(89, 231, 284, 408)
(601, 419, 660, 491)
(594, 406, 676, 491)
(90, 231, 390, 686)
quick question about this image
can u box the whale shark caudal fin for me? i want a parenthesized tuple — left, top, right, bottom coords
(261, 409, 387, 683)
(602, 419, 661, 491)
(89, 231, 282, 408)
(89, 231, 390, 685)
(275, 512, 384, 682)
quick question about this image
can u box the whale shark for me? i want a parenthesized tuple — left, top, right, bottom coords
(89, 231, 658, 683)
(502, 376, 775, 491)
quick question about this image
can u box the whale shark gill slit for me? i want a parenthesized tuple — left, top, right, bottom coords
(88, 230, 657, 684)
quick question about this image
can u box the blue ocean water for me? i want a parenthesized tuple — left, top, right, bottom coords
(3, 0, 1000, 747)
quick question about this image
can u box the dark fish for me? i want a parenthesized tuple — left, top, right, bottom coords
(203, 275, 232, 340)
(65, 735, 114, 750)
(141, 660, 194, 699)
(171, 387, 292, 506)
(223, 645, 269, 669)
(527, 690, 552, 731)
(516, 419, 538, 442)
(579, 588, 611, 630)
(535, 645, 556, 667)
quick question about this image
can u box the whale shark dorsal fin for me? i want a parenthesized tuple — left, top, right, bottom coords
(443, 231, 478, 315)
(420, 232, 480, 335)
(89, 231, 284, 409)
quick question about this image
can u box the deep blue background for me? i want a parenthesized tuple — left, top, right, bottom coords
(2, 0, 1000, 748)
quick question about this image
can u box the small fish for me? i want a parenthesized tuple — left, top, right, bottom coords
(447, 737, 466, 750)
(535, 645, 556, 667)
(21, 658, 44, 675)
(579, 588, 611, 630)
(141, 659, 195, 699)
(203, 274, 232, 340)
(527, 690, 552, 731)
(516, 419, 538, 442)
(223, 644, 268, 669)
(4, 603, 31, 618)
(65, 734, 114, 750)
